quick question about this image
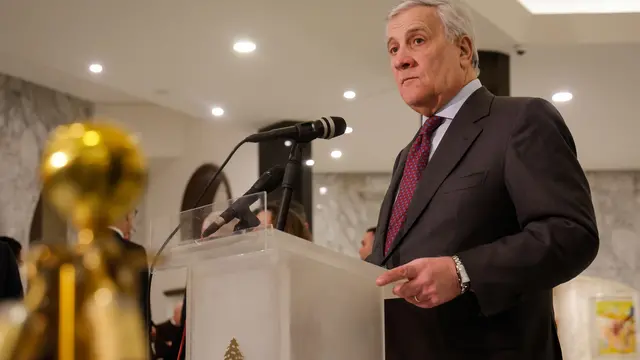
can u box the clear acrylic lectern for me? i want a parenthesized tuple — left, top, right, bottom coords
(152, 192, 390, 360)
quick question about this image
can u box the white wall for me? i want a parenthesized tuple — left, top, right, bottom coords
(95, 103, 260, 322)
(510, 44, 640, 170)
(95, 103, 259, 230)
(95, 104, 188, 159)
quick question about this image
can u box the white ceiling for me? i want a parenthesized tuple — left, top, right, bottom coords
(0, 0, 638, 172)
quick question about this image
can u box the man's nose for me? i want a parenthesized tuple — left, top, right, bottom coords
(393, 51, 416, 71)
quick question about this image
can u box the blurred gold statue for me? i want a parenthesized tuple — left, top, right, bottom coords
(0, 122, 149, 359)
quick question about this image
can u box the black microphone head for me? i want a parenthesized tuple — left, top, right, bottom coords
(259, 164, 286, 192)
(316, 116, 347, 139)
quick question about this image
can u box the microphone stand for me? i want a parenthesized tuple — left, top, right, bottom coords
(276, 141, 305, 231)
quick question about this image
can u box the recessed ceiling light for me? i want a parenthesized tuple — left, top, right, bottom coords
(233, 40, 256, 53)
(330, 150, 342, 159)
(89, 63, 103, 74)
(517, 0, 640, 14)
(211, 107, 224, 116)
(305, 159, 315, 166)
(345, 126, 353, 134)
(343, 90, 356, 100)
(284, 140, 292, 147)
(552, 92, 573, 103)
(319, 186, 328, 195)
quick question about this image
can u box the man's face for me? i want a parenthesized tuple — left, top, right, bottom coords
(386, 6, 472, 115)
(122, 210, 138, 240)
(173, 302, 183, 325)
(359, 231, 375, 260)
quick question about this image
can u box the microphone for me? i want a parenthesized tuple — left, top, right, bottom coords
(201, 164, 285, 238)
(244, 116, 347, 143)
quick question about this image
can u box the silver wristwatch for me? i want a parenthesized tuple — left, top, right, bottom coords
(452, 255, 470, 294)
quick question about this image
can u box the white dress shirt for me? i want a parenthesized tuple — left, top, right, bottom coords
(393, 79, 483, 202)
(108, 226, 125, 239)
(422, 79, 483, 160)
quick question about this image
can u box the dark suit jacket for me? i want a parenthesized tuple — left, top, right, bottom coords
(158, 297, 186, 360)
(367, 87, 599, 360)
(109, 230, 152, 355)
(153, 320, 181, 359)
(0, 242, 23, 300)
(172, 296, 186, 360)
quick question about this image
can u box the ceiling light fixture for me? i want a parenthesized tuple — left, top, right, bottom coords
(552, 92, 573, 103)
(330, 150, 342, 159)
(89, 63, 103, 74)
(233, 40, 257, 53)
(305, 159, 315, 166)
(517, 0, 640, 14)
(284, 140, 292, 147)
(345, 126, 353, 134)
(343, 90, 356, 100)
(319, 187, 328, 195)
(211, 107, 225, 116)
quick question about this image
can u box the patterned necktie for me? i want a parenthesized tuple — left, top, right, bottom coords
(384, 116, 445, 255)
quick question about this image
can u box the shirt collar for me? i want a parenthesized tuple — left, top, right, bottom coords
(422, 79, 482, 123)
(108, 226, 125, 239)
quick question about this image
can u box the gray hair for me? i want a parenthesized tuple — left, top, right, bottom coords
(388, 0, 480, 75)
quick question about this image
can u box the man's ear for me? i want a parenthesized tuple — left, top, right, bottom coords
(457, 35, 474, 67)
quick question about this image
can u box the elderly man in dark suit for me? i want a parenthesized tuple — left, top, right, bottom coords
(369, 1, 599, 359)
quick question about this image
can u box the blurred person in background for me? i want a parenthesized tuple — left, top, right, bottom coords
(0, 236, 22, 265)
(359, 227, 376, 260)
(0, 236, 25, 293)
(254, 202, 312, 241)
(0, 238, 22, 300)
(108, 210, 151, 355)
(152, 302, 183, 359)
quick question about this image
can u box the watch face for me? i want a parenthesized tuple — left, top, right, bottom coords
(461, 272, 470, 284)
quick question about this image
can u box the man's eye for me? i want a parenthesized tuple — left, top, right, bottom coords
(414, 38, 425, 45)
(389, 46, 398, 54)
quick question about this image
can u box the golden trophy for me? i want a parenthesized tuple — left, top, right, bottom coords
(0, 122, 149, 359)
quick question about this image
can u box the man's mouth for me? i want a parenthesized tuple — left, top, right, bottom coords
(402, 77, 418, 85)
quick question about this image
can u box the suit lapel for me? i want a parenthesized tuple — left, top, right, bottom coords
(381, 88, 494, 265)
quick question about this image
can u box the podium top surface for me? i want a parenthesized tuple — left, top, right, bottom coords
(157, 228, 386, 282)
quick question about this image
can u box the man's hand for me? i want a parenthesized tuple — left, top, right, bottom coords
(376, 257, 461, 308)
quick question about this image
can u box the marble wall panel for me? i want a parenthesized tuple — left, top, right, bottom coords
(0, 74, 93, 248)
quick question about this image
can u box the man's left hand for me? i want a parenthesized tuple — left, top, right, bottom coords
(376, 257, 461, 308)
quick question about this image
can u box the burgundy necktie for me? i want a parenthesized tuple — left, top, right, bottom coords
(384, 116, 444, 255)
